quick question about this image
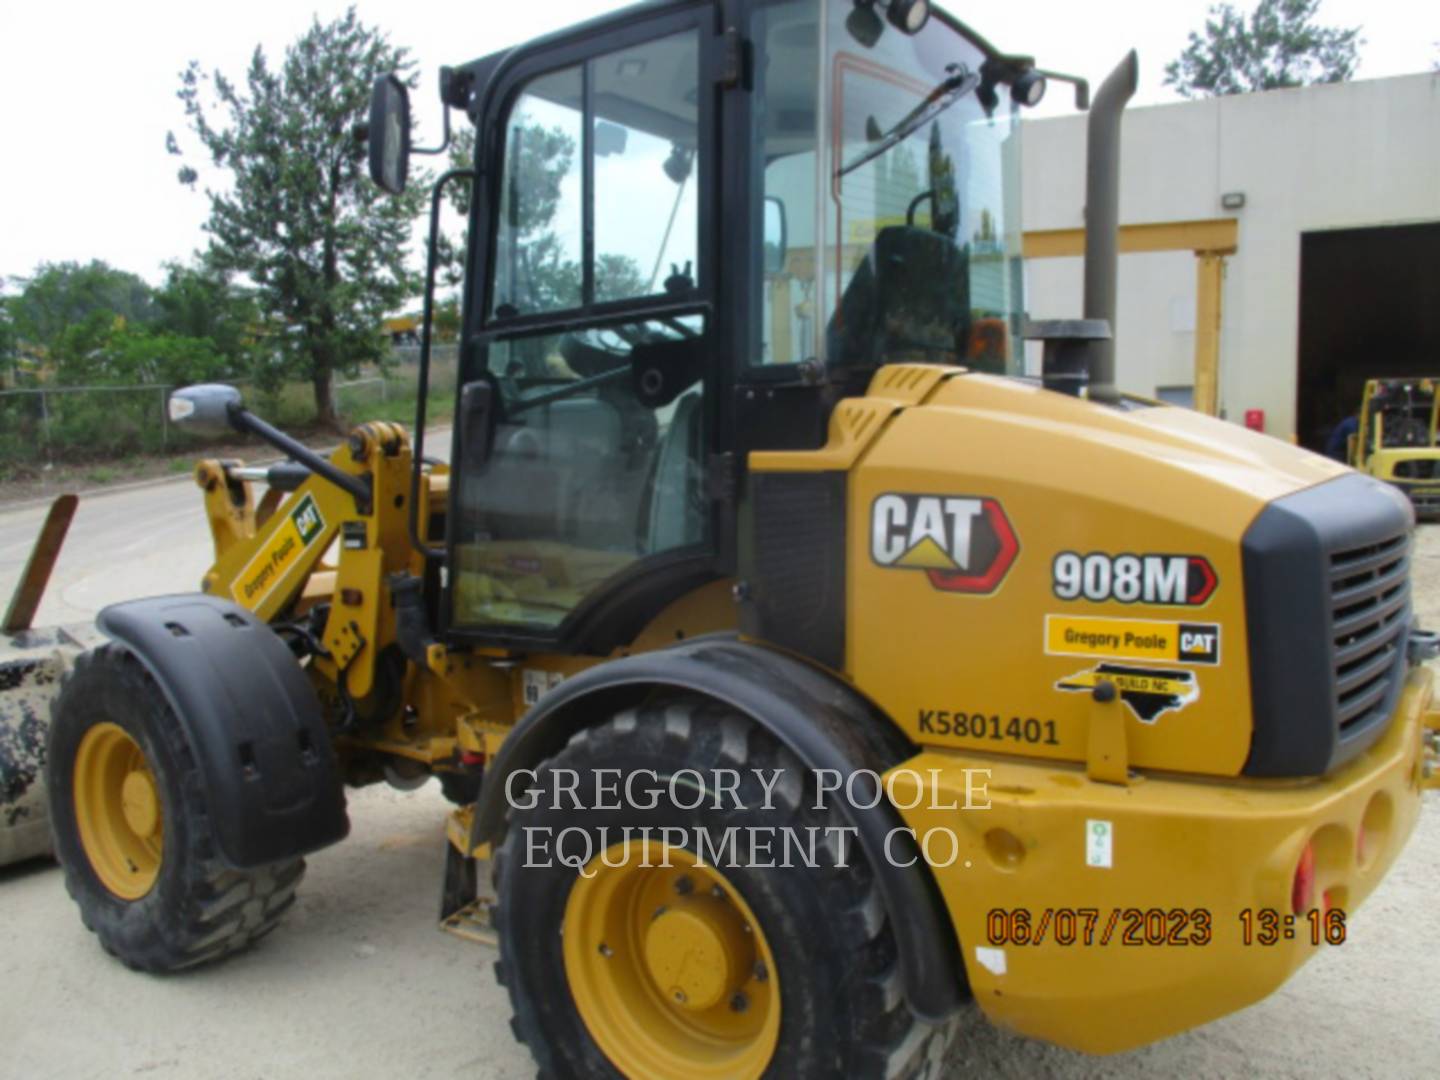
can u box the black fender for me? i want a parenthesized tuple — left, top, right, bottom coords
(97, 594, 348, 868)
(474, 635, 966, 1022)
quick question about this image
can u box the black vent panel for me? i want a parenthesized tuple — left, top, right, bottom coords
(742, 471, 847, 671)
(1329, 532, 1410, 733)
(1242, 473, 1414, 777)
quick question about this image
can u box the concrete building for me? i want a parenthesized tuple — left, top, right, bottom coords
(1020, 72, 1440, 449)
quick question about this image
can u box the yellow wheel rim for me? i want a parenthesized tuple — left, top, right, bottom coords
(563, 842, 781, 1080)
(73, 722, 164, 900)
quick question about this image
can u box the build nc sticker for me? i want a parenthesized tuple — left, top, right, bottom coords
(1055, 663, 1199, 723)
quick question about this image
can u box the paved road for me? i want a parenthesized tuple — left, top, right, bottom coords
(0, 465, 1436, 1078)
(0, 478, 216, 627)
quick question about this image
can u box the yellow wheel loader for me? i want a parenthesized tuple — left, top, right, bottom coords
(1348, 377, 1440, 516)
(4, 1, 1440, 1074)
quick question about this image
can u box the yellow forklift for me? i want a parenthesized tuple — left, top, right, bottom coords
(4, 1, 1438, 1075)
(1349, 377, 1440, 515)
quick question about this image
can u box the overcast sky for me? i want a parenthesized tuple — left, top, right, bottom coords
(2, 0, 1434, 287)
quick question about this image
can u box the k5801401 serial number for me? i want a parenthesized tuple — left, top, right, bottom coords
(918, 711, 1060, 745)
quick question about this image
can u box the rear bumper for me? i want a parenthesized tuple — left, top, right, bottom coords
(885, 664, 1437, 1054)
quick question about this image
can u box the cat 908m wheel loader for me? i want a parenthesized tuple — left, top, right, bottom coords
(5, 1, 1440, 1075)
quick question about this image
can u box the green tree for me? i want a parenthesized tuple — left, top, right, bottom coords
(152, 261, 261, 371)
(1165, 0, 1362, 99)
(9, 261, 155, 355)
(172, 7, 424, 428)
(0, 283, 16, 378)
(103, 326, 230, 387)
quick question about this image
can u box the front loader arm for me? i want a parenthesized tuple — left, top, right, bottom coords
(196, 422, 424, 705)
(199, 467, 351, 625)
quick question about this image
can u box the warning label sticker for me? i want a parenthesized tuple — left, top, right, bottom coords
(1045, 615, 1220, 666)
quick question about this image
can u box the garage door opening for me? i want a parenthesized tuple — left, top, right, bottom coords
(1296, 222, 1440, 453)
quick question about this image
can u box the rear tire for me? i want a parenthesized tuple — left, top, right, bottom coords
(492, 696, 959, 1078)
(47, 644, 304, 972)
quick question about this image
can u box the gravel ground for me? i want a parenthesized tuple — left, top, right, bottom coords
(1, 524, 1437, 1078)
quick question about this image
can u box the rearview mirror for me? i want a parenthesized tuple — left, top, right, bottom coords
(763, 196, 788, 275)
(368, 74, 412, 195)
(169, 384, 243, 437)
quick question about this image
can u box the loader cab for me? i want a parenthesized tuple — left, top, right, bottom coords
(429, 0, 1033, 651)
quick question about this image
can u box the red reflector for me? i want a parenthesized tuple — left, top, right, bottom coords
(1292, 842, 1316, 914)
(460, 751, 485, 767)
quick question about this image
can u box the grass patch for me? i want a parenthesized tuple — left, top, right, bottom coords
(346, 391, 455, 427)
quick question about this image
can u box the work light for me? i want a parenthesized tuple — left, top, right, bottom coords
(1011, 69, 1048, 107)
(887, 0, 931, 34)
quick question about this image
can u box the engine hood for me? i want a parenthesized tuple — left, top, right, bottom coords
(921, 374, 1349, 518)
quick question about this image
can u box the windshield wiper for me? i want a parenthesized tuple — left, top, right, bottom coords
(839, 63, 979, 178)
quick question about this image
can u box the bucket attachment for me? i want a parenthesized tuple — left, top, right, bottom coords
(0, 624, 101, 866)
(1, 494, 97, 868)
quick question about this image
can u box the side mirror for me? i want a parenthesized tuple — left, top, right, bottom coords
(169, 384, 243, 437)
(763, 196, 788, 275)
(368, 74, 412, 195)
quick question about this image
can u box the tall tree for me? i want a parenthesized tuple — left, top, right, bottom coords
(152, 260, 260, 368)
(0, 290, 17, 381)
(172, 8, 424, 428)
(8, 261, 155, 350)
(1165, 0, 1362, 99)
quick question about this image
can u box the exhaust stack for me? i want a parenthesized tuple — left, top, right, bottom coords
(1081, 50, 1138, 404)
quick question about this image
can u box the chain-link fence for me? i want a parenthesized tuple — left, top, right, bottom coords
(0, 346, 461, 469)
(331, 345, 459, 419)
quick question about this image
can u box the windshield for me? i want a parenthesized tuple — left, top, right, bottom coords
(753, 1, 1024, 374)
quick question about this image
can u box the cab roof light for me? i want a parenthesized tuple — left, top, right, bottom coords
(887, 0, 931, 35)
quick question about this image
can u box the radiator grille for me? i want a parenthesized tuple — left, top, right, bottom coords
(1329, 531, 1410, 733)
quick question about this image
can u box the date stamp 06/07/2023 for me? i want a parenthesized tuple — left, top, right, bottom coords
(984, 906, 1349, 948)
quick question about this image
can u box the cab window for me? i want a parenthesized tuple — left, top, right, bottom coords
(457, 27, 709, 632)
(489, 30, 702, 321)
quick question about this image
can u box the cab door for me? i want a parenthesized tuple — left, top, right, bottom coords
(448, 10, 719, 647)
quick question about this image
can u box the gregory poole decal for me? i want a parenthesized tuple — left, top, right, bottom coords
(871, 494, 1019, 593)
(1045, 615, 1220, 665)
(233, 493, 326, 607)
(1052, 551, 1217, 606)
(1055, 664, 1199, 723)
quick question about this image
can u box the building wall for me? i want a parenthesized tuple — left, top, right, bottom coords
(1020, 72, 1440, 437)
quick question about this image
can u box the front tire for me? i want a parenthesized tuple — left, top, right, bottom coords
(492, 696, 958, 1078)
(47, 644, 304, 972)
